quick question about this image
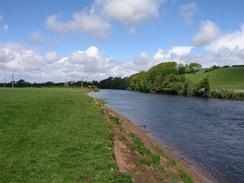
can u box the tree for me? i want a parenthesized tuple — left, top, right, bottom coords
(176, 64, 186, 74)
(16, 79, 31, 87)
(99, 77, 128, 89)
(188, 63, 202, 73)
(194, 76, 210, 97)
(162, 74, 186, 95)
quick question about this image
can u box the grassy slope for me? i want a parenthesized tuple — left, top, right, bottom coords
(186, 67, 244, 90)
(0, 88, 130, 183)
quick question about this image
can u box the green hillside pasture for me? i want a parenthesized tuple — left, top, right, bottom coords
(186, 67, 244, 90)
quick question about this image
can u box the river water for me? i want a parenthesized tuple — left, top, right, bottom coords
(89, 89, 244, 183)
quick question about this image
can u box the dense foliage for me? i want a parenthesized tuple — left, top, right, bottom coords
(127, 62, 244, 100)
(128, 62, 179, 93)
(192, 76, 210, 97)
(0, 77, 127, 89)
(128, 62, 191, 95)
(98, 77, 128, 89)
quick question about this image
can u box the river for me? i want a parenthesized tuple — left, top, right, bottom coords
(89, 89, 244, 183)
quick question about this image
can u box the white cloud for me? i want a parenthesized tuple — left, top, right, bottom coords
(152, 45, 244, 68)
(45, 12, 110, 38)
(192, 21, 244, 66)
(170, 46, 193, 56)
(45, 51, 59, 61)
(1, 42, 243, 83)
(179, 2, 198, 25)
(45, 0, 166, 37)
(0, 43, 46, 72)
(0, 43, 119, 82)
(86, 46, 100, 58)
(207, 25, 244, 52)
(0, 43, 150, 82)
(153, 46, 193, 60)
(95, 0, 164, 24)
(192, 20, 220, 47)
(133, 52, 150, 65)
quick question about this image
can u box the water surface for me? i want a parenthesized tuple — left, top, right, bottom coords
(89, 89, 244, 183)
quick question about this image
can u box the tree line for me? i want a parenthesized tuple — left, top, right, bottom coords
(0, 78, 127, 89)
(0, 79, 99, 88)
(0, 62, 207, 96)
(1, 62, 243, 100)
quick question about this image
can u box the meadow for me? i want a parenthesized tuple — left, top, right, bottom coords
(186, 67, 244, 90)
(0, 88, 130, 183)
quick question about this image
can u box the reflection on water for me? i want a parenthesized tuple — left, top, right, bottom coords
(90, 89, 244, 183)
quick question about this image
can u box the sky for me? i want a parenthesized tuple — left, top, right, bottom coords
(0, 0, 244, 82)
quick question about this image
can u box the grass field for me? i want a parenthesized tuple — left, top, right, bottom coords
(0, 88, 130, 183)
(186, 67, 244, 90)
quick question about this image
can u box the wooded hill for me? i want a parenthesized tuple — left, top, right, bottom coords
(127, 62, 244, 99)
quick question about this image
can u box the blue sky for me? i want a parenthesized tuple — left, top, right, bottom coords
(0, 0, 244, 81)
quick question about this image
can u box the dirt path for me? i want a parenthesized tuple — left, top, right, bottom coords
(96, 99, 217, 183)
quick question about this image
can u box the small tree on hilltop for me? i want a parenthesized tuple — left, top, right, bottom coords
(176, 64, 186, 74)
(189, 63, 202, 73)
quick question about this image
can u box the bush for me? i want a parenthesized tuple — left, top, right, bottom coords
(128, 62, 177, 93)
(209, 89, 244, 100)
(204, 65, 220, 73)
(176, 64, 186, 74)
(161, 74, 187, 95)
(193, 76, 210, 97)
(232, 65, 244, 68)
(185, 63, 202, 73)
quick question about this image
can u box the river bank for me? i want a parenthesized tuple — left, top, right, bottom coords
(94, 97, 216, 183)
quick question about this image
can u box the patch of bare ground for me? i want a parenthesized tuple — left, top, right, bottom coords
(95, 99, 215, 183)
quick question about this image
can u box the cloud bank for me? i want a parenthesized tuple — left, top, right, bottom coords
(45, 0, 166, 37)
(1, 18, 244, 82)
(192, 20, 220, 47)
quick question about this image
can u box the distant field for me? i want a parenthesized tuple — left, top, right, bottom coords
(0, 88, 129, 182)
(186, 67, 244, 90)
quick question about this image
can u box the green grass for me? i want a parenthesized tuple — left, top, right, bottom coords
(0, 88, 131, 183)
(186, 67, 244, 90)
(179, 170, 193, 183)
(129, 134, 161, 166)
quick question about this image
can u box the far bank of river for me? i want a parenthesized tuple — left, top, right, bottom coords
(89, 89, 244, 183)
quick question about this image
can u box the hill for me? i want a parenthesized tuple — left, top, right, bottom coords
(128, 62, 178, 92)
(127, 62, 244, 99)
(186, 67, 244, 90)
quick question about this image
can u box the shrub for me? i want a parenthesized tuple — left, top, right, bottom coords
(186, 63, 202, 73)
(193, 76, 210, 97)
(222, 65, 230, 68)
(209, 89, 244, 100)
(204, 65, 220, 73)
(162, 74, 187, 95)
(232, 65, 244, 67)
(179, 170, 193, 183)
